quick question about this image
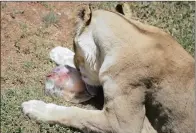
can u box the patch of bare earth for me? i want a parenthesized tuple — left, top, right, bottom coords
(1, 2, 90, 90)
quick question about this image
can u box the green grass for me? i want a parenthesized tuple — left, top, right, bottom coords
(43, 11, 59, 28)
(1, 87, 82, 133)
(1, 2, 195, 133)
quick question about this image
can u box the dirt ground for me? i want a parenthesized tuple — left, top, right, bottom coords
(1, 2, 89, 90)
(1, 1, 195, 133)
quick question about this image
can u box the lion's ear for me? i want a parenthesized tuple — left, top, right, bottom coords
(115, 3, 132, 18)
(78, 4, 92, 25)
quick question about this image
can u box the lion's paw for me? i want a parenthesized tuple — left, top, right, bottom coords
(22, 100, 51, 121)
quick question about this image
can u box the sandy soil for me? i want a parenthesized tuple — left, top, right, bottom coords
(1, 2, 90, 90)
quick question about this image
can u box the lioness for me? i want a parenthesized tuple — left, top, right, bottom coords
(22, 4, 195, 133)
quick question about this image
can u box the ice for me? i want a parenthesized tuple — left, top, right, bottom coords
(49, 46, 76, 68)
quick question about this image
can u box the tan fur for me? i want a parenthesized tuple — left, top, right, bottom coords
(22, 5, 195, 133)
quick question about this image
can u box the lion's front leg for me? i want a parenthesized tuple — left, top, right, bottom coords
(22, 100, 70, 122)
(22, 100, 111, 133)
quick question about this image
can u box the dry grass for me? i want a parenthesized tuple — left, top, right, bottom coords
(1, 2, 195, 133)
